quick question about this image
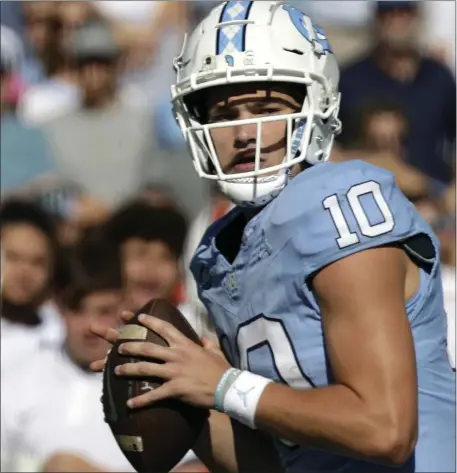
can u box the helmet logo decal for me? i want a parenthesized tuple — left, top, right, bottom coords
(282, 4, 332, 54)
(225, 55, 235, 67)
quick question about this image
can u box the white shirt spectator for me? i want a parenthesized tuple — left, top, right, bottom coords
(17, 81, 80, 127)
(1, 309, 198, 472)
(17, 82, 146, 128)
(1, 346, 135, 472)
(1, 300, 65, 376)
(441, 264, 455, 369)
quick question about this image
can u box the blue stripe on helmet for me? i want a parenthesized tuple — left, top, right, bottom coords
(216, 1, 253, 56)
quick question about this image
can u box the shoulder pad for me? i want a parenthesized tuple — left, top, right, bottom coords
(268, 160, 429, 278)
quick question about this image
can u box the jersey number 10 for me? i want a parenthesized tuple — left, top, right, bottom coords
(323, 181, 394, 249)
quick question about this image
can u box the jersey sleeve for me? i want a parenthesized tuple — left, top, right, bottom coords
(290, 161, 426, 278)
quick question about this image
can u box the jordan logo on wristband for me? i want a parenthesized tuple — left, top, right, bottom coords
(234, 385, 255, 407)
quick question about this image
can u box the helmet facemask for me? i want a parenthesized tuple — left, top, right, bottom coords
(173, 75, 340, 206)
(171, 1, 342, 206)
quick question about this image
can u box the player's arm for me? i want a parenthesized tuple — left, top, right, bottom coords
(193, 409, 284, 473)
(254, 245, 418, 465)
(185, 337, 284, 473)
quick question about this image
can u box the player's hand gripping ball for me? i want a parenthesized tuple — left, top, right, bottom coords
(102, 299, 210, 473)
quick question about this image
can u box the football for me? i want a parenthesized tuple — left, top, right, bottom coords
(102, 299, 209, 472)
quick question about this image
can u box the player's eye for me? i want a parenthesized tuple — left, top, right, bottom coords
(208, 111, 237, 123)
(261, 107, 281, 115)
(252, 105, 282, 116)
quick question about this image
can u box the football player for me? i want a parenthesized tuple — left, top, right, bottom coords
(91, 2, 456, 472)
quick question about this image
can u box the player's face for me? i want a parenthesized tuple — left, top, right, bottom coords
(121, 239, 180, 311)
(64, 290, 123, 369)
(206, 83, 303, 175)
(1, 224, 52, 305)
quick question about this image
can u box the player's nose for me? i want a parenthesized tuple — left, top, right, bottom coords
(233, 120, 257, 147)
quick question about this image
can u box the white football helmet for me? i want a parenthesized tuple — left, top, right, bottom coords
(171, 1, 342, 207)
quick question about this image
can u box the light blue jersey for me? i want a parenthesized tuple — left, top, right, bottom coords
(191, 160, 456, 473)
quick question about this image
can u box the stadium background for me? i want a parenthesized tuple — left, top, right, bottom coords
(0, 1, 455, 472)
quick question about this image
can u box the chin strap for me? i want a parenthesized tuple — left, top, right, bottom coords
(235, 167, 294, 208)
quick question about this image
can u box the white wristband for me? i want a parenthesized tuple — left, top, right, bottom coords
(222, 370, 272, 429)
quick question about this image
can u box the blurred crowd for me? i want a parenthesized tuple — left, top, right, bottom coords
(0, 1, 455, 472)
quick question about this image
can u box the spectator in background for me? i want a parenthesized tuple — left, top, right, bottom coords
(298, 0, 372, 65)
(337, 101, 430, 202)
(1, 24, 24, 110)
(0, 199, 64, 373)
(17, 3, 82, 125)
(0, 1, 23, 38)
(103, 201, 188, 314)
(1, 18, 109, 247)
(94, 1, 188, 111)
(18, 2, 101, 116)
(41, 19, 159, 209)
(17, 1, 54, 86)
(58, 2, 101, 40)
(1, 234, 133, 473)
(70, 19, 122, 110)
(30, 181, 99, 248)
(101, 1, 191, 150)
(338, 0, 456, 193)
(1, 25, 58, 194)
